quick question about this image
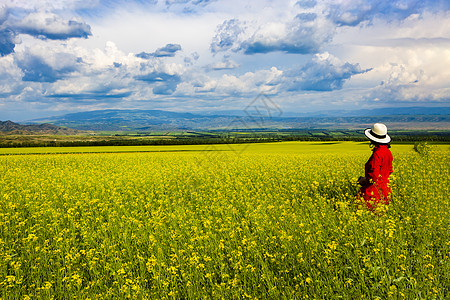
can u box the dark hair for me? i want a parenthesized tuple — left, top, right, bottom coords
(370, 140, 391, 148)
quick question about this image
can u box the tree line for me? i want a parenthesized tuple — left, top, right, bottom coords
(0, 132, 448, 148)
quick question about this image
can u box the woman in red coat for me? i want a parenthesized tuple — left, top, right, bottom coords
(357, 123, 393, 211)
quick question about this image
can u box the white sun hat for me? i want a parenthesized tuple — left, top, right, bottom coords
(364, 123, 391, 144)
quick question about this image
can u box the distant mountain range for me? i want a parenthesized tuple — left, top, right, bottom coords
(197, 106, 450, 117)
(25, 106, 449, 131)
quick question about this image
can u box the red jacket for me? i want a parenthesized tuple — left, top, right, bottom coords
(358, 145, 393, 210)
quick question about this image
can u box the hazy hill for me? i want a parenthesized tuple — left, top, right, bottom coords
(32, 109, 232, 131)
(197, 106, 450, 117)
(29, 107, 450, 131)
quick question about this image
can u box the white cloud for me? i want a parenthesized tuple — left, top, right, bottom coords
(1, 0, 97, 11)
(85, 9, 222, 60)
(206, 56, 239, 70)
(327, 10, 450, 103)
(181, 66, 282, 96)
(240, 12, 334, 55)
(0, 55, 23, 96)
(281, 52, 370, 91)
(365, 46, 450, 102)
(14, 11, 91, 39)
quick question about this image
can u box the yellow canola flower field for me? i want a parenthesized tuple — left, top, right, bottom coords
(0, 141, 448, 299)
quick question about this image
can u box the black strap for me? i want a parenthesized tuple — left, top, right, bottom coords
(370, 130, 386, 139)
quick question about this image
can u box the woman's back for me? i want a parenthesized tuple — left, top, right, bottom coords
(365, 145, 393, 184)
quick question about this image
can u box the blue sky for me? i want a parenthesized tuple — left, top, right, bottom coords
(0, 0, 449, 120)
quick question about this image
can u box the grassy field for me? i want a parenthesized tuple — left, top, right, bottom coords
(1, 129, 449, 148)
(1, 141, 447, 155)
(0, 142, 449, 299)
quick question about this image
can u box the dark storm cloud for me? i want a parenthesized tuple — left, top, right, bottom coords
(242, 41, 316, 55)
(135, 71, 181, 95)
(14, 12, 91, 40)
(0, 29, 15, 56)
(47, 91, 132, 100)
(0, 7, 15, 56)
(0, 8, 91, 56)
(136, 44, 182, 58)
(16, 52, 79, 83)
(152, 82, 179, 95)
